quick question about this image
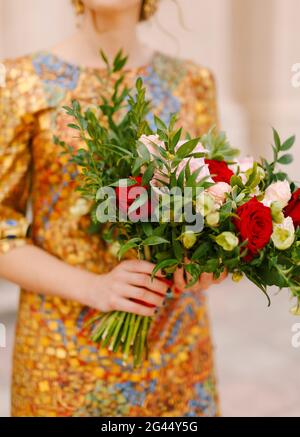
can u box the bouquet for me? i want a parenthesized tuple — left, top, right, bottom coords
(56, 51, 300, 366)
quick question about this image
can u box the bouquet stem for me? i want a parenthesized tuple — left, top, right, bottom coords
(89, 310, 152, 367)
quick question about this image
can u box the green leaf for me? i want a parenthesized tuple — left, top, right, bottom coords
(175, 138, 199, 159)
(185, 263, 202, 287)
(277, 154, 293, 165)
(154, 116, 167, 132)
(245, 162, 258, 187)
(142, 162, 155, 185)
(132, 157, 146, 175)
(141, 222, 153, 237)
(230, 175, 244, 189)
(191, 243, 208, 261)
(172, 229, 184, 261)
(272, 128, 281, 151)
(68, 123, 80, 131)
(128, 191, 149, 215)
(244, 270, 271, 306)
(100, 50, 109, 67)
(109, 178, 136, 188)
(281, 135, 295, 151)
(151, 259, 178, 278)
(118, 238, 141, 260)
(137, 141, 151, 161)
(142, 236, 170, 246)
(171, 127, 182, 150)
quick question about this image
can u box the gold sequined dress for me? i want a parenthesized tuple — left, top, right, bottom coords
(0, 51, 219, 417)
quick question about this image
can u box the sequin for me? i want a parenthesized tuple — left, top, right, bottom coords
(0, 50, 219, 417)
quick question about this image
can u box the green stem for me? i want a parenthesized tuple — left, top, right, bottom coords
(131, 315, 142, 346)
(136, 316, 151, 367)
(123, 313, 136, 361)
(144, 245, 152, 261)
(109, 312, 126, 351)
(121, 312, 130, 344)
(101, 312, 118, 341)
(91, 313, 111, 342)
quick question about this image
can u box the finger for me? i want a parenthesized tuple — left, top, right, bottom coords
(213, 270, 228, 284)
(128, 274, 168, 295)
(116, 297, 156, 317)
(199, 272, 214, 290)
(121, 260, 165, 278)
(172, 267, 186, 292)
(125, 286, 165, 307)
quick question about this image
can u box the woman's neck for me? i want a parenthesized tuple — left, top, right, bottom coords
(51, 6, 154, 69)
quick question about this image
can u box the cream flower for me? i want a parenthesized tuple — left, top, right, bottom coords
(215, 232, 239, 251)
(207, 182, 231, 206)
(271, 216, 295, 250)
(263, 181, 291, 208)
(195, 192, 215, 217)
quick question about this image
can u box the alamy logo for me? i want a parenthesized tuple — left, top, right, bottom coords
(291, 63, 300, 88)
(291, 323, 300, 348)
(0, 63, 6, 87)
(0, 323, 6, 348)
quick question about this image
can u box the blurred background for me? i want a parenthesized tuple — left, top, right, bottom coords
(0, 0, 300, 417)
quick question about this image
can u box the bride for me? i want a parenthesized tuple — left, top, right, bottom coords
(0, 0, 225, 417)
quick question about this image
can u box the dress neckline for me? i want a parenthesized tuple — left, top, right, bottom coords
(37, 49, 159, 74)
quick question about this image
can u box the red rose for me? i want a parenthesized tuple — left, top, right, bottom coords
(115, 176, 151, 219)
(284, 188, 300, 228)
(205, 159, 234, 184)
(233, 197, 273, 259)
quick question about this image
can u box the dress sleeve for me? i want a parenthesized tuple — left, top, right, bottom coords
(191, 65, 219, 136)
(0, 60, 35, 254)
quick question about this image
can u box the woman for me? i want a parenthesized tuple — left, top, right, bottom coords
(0, 0, 224, 417)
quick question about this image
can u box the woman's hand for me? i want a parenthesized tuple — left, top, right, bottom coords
(86, 260, 168, 317)
(172, 266, 227, 294)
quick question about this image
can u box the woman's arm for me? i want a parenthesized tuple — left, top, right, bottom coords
(0, 244, 168, 317)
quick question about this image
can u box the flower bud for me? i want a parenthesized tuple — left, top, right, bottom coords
(195, 193, 215, 217)
(290, 305, 300, 316)
(182, 230, 197, 249)
(108, 241, 121, 258)
(232, 271, 243, 282)
(215, 232, 239, 251)
(270, 201, 284, 224)
(271, 217, 295, 250)
(206, 211, 220, 227)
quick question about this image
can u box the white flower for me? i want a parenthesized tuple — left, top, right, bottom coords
(207, 182, 231, 206)
(215, 232, 239, 251)
(206, 211, 220, 227)
(182, 231, 197, 249)
(195, 193, 215, 217)
(263, 181, 291, 208)
(270, 201, 284, 224)
(271, 216, 295, 250)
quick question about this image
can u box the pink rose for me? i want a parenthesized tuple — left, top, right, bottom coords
(207, 182, 231, 206)
(263, 181, 291, 208)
